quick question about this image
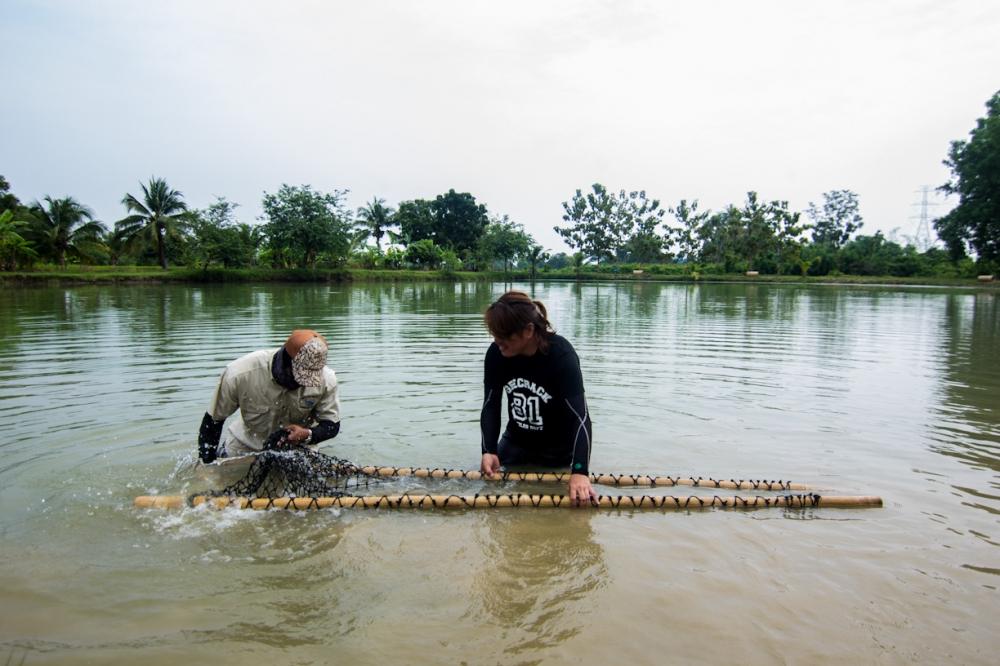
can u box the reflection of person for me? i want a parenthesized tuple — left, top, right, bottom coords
(480, 291, 597, 505)
(474, 511, 606, 648)
(197, 329, 341, 463)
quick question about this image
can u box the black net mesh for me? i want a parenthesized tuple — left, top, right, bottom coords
(205, 448, 381, 500)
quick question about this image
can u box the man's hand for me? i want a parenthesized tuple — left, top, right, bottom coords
(265, 425, 310, 451)
(285, 424, 312, 443)
(263, 427, 290, 450)
(568, 473, 597, 506)
(481, 453, 501, 478)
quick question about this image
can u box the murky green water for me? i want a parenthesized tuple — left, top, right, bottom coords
(0, 281, 997, 664)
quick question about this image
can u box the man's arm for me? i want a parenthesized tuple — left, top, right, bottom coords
(198, 412, 225, 463)
(308, 419, 341, 444)
(282, 369, 343, 446)
(282, 418, 340, 446)
(198, 366, 240, 463)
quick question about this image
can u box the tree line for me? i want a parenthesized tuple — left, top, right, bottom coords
(1, 89, 996, 278)
(0, 180, 543, 274)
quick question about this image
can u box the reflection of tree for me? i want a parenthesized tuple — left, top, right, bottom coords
(625, 280, 666, 319)
(692, 283, 806, 322)
(931, 293, 1000, 473)
(472, 510, 606, 655)
(0, 286, 120, 348)
(563, 281, 668, 342)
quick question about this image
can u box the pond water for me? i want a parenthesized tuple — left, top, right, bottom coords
(0, 281, 997, 665)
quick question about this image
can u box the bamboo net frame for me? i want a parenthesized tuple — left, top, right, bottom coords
(349, 466, 810, 491)
(134, 493, 882, 511)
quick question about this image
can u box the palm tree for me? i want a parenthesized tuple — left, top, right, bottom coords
(527, 244, 549, 279)
(28, 196, 105, 268)
(355, 197, 396, 251)
(101, 227, 129, 267)
(0, 209, 38, 270)
(117, 177, 188, 269)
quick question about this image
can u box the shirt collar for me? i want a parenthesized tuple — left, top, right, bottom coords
(271, 348, 300, 390)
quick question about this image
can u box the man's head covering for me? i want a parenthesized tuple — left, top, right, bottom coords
(285, 330, 328, 387)
(291, 336, 327, 387)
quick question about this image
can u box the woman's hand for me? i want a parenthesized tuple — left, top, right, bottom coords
(569, 473, 598, 506)
(481, 453, 501, 478)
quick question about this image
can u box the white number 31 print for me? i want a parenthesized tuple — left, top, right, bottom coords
(511, 394, 543, 427)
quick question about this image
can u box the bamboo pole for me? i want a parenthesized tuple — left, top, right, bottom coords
(350, 467, 810, 491)
(134, 493, 881, 511)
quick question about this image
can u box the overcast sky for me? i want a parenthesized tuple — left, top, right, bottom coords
(3, 0, 998, 252)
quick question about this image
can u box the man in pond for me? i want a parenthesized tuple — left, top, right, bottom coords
(196, 329, 341, 463)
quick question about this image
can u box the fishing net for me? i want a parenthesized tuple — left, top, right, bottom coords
(191, 431, 834, 508)
(203, 429, 381, 500)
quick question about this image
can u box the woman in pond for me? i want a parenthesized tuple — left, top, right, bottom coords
(480, 290, 597, 505)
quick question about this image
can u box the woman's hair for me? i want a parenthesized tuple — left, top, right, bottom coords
(484, 291, 555, 350)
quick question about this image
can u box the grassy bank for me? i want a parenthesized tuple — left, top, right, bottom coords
(1, 265, 997, 289)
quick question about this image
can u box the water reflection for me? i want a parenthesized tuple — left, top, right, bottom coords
(930, 293, 1000, 474)
(473, 510, 606, 654)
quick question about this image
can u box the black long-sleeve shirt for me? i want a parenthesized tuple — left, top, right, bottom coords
(480, 334, 592, 474)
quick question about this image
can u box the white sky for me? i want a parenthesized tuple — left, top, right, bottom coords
(2, 0, 998, 253)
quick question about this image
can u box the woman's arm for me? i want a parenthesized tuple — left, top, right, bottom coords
(564, 393, 592, 476)
(480, 345, 503, 475)
(480, 386, 502, 476)
(557, 344, 597, 504)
